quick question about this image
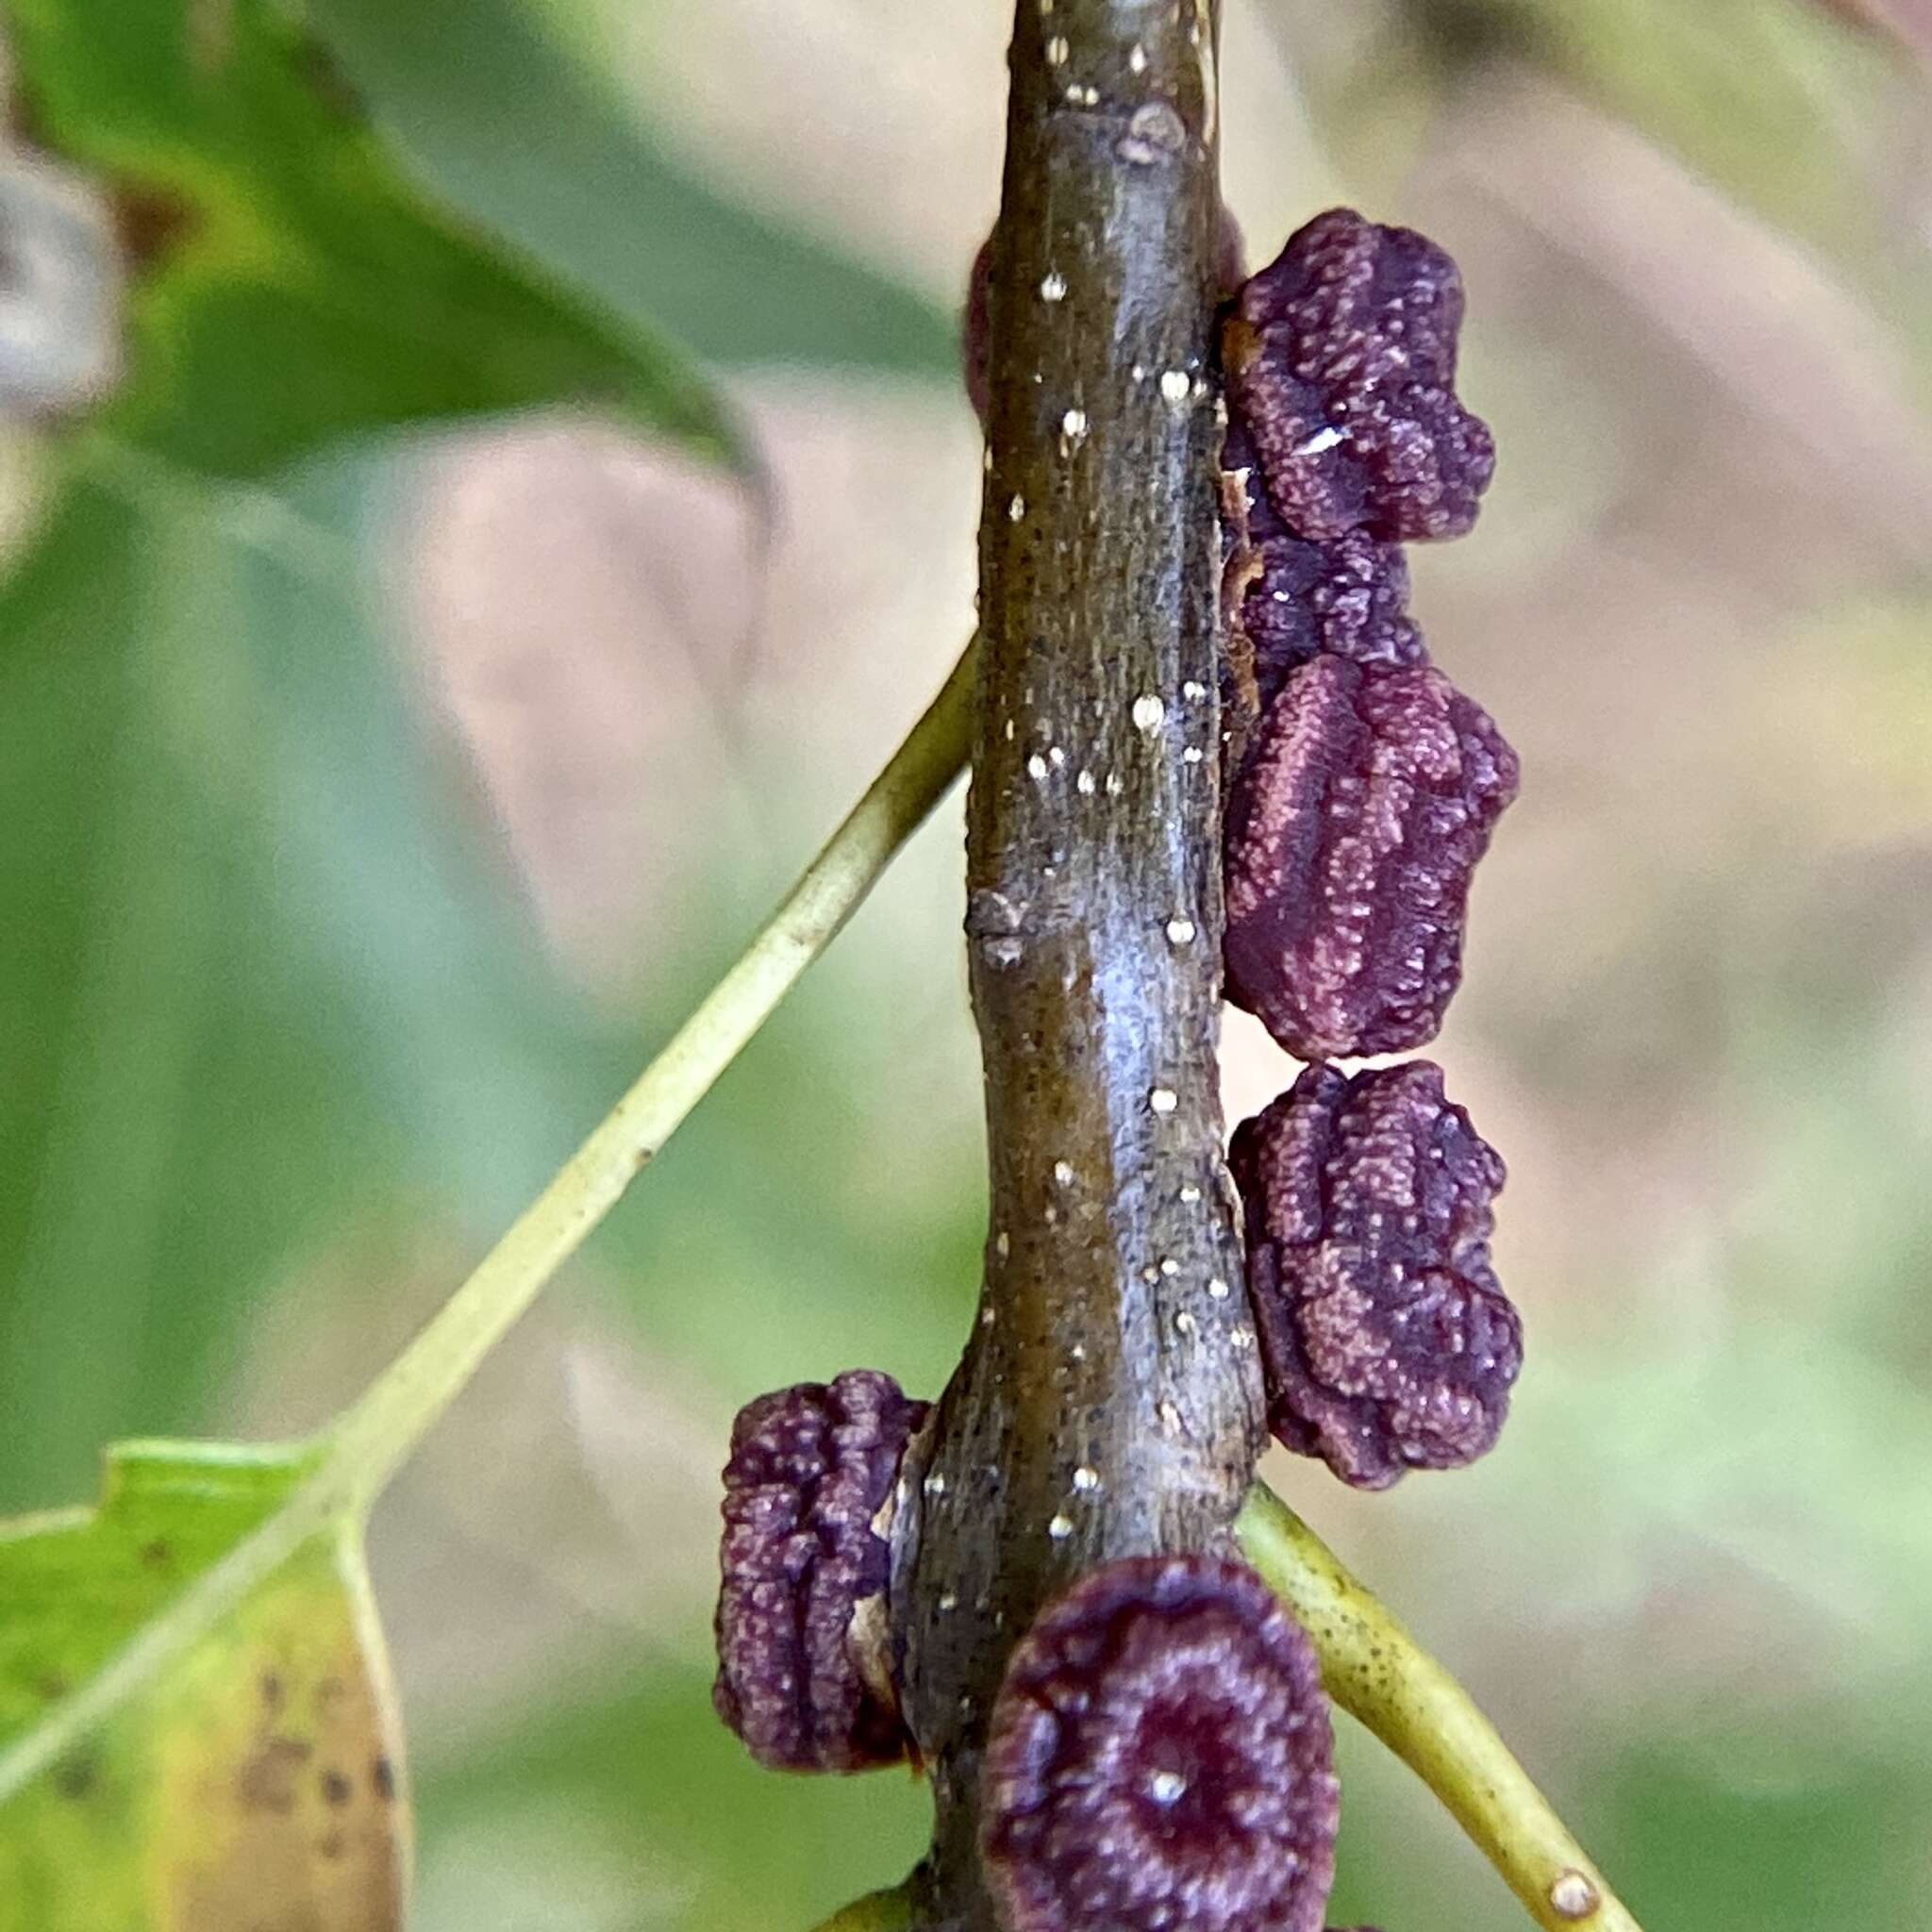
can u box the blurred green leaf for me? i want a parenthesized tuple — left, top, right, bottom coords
(0, 469, 370, 1508)
(1599, 1746, 1927, 1932)
(1331, 0, 1931, 330)
(5, 0, 735, 475)
(607, 950, 983, 1408)
(0, 440, 977, 1509)
(0, 1441, 407, 1932)
(1327, 1716, 1932, 1932)
(412, 1650, 927, 1932)
(303, 0, 959, 376)
(1473, 0, 1907, 256)
(0, 448, 610, 1510)
(0, 0, 968, 1514)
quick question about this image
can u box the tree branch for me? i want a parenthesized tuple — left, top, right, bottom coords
(897, 5, 1259, 1924)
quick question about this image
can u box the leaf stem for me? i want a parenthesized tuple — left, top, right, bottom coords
(1236, 1483, 1645, 1932)
(0, 641, 975, 1807)
(328, 637, 976, 1503)
(806, 1887, 913, 1932)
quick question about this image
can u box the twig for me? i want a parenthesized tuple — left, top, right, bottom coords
(896, 5, 1260, 1924)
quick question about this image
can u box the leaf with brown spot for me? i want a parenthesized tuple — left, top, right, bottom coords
(0, 1442, 406, 1932)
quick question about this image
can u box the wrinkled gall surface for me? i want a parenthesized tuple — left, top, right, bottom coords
(1224, 208, 1494, 543)
(1230, 1060, 1521, 1489)
(1224, 654, 1518, 1060)
(1222, 421, 1424, 720)
(712, 1368, 926, 1771)
(982, 1555, 1340, 1932)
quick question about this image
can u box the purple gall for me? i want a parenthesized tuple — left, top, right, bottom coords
(1224, 208, 1494, 543)
(1230, 1060, 1521, 1490)
(712, 1368, 927, 1771)
(1223, 653, 1517, 1060)
(1222, 418, 1424, 737)
(982, 1555, 1340, 1932)
(963, 234, 994, 427)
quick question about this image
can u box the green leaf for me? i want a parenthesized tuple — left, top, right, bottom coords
(4, 0, 735, 475)
(0, 441, 975, 1916)
(302, 0, 959, 376)
(0, 1441, 407, 1932)
(0, 468, 357, 1510)
(0, 0, 962, 1509)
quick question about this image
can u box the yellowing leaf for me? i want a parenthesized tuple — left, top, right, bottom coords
(0, 1442, 406, 1932)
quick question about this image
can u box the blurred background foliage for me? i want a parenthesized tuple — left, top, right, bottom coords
(0, 0, 1928, 1926)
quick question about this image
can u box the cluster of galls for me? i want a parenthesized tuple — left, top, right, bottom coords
(706, 210, 1520, 1931)
(714, 1395, 1364, 1932)
(1220, 208, 1522, 1493)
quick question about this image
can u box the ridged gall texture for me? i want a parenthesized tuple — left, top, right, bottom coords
(1224, 654, 1517, 1060)
(982, 1556, 1340, 1932)
(1231, 1061, 1521, 1490)
(1222, 422, 1424, 717)
(1224, 208, 1493, 543)
(712, 1369, 926, 1771)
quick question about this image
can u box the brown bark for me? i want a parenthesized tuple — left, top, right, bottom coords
(895, 5, 1262, 1924)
